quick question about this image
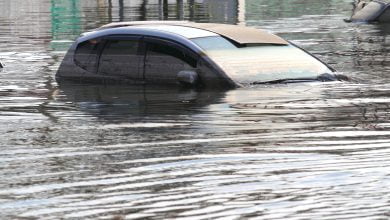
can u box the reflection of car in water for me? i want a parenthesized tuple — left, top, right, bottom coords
(57, 82, 226, 117)
(350, 0, 390, 22)
(56, 21, 343, 89)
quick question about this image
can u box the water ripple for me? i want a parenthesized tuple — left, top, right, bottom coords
(1, 0, 390, 219)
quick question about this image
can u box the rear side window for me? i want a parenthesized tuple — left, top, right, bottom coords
(98, 39, 141, 78)
(101, 40, 138, 56)
(74, 39, 101, 72)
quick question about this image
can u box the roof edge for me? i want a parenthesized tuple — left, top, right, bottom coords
(97, 21, 288, 46)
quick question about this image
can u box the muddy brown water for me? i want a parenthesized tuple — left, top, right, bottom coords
(1, 0, 390, 219)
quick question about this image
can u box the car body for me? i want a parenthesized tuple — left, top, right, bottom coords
(350, 0, 390, 22)
(56, 21, 340, 89)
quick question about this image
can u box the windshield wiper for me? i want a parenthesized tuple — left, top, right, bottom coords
(252, 78, 317, 84)
(252, 73, 348, 85)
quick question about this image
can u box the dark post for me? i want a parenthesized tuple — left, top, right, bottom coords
(163, 0, 168, 20)
(158, 0, 163, 20)
(177, 0, 184, 20)
(108, 0, 112, 22)
(189, 0, 195, 21)
(119, 0, 124, 21)
(140, 0, 147, 21)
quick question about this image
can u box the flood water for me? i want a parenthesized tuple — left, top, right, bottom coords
(1, 0, 390, 219)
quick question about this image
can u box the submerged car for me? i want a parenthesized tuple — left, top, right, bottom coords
(56, 21, 341, 88)
(350, 0, 390, 22)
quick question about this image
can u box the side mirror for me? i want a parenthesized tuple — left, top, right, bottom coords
(177, 70, 199, 86)
(0, 61, 3, 68)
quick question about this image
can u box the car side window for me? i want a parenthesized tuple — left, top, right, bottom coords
(97, 39, 141, 79)
(147, 42, 197, 68)
(100, 40, 138, 56)
(74, 39, 101, 72)
(144, 40, 198, 84)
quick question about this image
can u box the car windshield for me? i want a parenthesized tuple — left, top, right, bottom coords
(192, 36, 333, 84)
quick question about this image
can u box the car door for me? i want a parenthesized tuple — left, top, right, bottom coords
(97, 36, 143, 83)
(143, 37, 198, 85)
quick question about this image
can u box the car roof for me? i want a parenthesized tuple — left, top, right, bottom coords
(96, 21, 288, 46)
(131, 25, 220, 39)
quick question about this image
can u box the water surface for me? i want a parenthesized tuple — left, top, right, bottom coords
(1, 0, 390, 219)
